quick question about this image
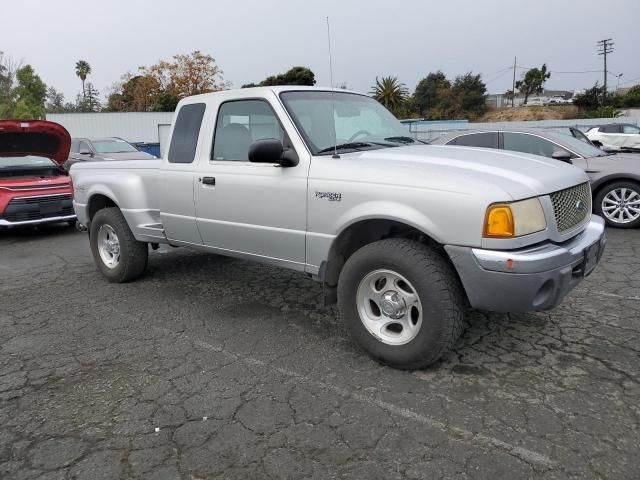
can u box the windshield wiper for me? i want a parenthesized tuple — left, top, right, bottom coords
(317, 142, 372, 154)
(384, 136, 416, 144)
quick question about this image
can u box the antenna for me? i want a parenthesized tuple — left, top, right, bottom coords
(326, 16, 339, 159)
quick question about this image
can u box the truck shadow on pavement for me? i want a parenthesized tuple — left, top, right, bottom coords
(141, 247, 554, 372)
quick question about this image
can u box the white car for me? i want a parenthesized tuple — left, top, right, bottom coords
(547, 95, 571, 105)
(524, 97, 547, 106)
(586, 124, 640, 152)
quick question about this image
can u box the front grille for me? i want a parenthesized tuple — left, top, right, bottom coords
(8, 194, 71, 205)
(1, 194, 74, 222)
(549, 182, 591, 233)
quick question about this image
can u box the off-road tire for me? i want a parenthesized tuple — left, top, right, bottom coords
(337, 238, 465, 370)
(90, 207, 148, 282)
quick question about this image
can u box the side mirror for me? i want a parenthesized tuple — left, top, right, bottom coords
(551, 149, 572, 163)
(248, 138, 298, 167)
(79, 149, 93, 156)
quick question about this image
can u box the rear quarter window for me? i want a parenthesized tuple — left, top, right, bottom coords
(449, 132, 498, 149)
(168, 103, 206, 163)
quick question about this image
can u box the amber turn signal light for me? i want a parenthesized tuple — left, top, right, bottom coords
(484, 205, 514, 238)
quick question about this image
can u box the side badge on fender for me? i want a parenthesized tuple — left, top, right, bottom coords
(315, 191, 342, 202)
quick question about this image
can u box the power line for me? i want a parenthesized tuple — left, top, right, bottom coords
(515, 65, 603, 74)
(484, 68, 513, 85)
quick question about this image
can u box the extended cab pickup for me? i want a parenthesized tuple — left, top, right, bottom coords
(71, 87, 606, 369)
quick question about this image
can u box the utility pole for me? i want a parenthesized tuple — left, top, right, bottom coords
(616, 73, 623, 92)
(597, 38, 614, 93)
(511, 56, 517, 108)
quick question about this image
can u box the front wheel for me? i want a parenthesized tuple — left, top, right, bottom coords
(594, 181, 640, 228)
(89, 207, 148, 282)
(337, 239, 465, 370)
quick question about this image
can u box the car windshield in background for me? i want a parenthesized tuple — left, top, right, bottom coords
(92, 140, 139, 154)
(0, 155, 56, 168)
(551, 132, 609, 158)
(570, 129, 592, 145)
(280, 91, 415, 155)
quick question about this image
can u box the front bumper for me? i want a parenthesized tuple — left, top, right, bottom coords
(0, 214, 76, 227)
(445, 216, 606, 313)
(0, 193, 75, 227)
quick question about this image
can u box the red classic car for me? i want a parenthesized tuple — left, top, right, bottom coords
(0, 120, 75, 227)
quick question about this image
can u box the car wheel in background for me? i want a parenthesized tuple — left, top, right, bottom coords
(89, 207, 148, 282)
(337, 238, 465, 370)
(594, 180, 640, 229)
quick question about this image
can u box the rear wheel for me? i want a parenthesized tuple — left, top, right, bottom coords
(594, 180, 640, 228)
(90, 207, 148, 282)
(337, 239, 465, 370)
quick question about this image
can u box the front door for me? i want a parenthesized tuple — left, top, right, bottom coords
(194, 99, 307, 269)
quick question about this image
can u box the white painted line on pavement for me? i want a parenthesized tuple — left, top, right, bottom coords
(184, 332, 557, 470)
(592, 291, 640, 301)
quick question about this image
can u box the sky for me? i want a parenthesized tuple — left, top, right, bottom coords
(2, 0, 639, 102)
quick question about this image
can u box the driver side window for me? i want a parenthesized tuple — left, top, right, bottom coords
(212, 100, 284, 162)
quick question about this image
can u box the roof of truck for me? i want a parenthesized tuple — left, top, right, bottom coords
(179, 86, 366, 104)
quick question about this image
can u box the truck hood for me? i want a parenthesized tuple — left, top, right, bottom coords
(351, 145, 589, 200)
(0, 120, 71, 166)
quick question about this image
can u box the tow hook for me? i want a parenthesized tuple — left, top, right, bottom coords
(76, 222, 88, 233)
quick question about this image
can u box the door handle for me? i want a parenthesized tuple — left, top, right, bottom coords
(202, 176, 216, 186)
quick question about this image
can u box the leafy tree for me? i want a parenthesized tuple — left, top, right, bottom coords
(573, 83, 622, 118)
(0, 51, 20, 118)
(242, 66, 316, 88)
(515, 64, 550, 104)
(152, 91, 181, 112)
(145, 50, 227, 98)
(12, 65, 47, 119)
(83, 82, 100, 111)
(45, 87, 65, 113)
(572, 83, 605, 110)
(451, 72, 487, 117)
(622, 85, 640, 107)
(370, 76, 408, 115)
(413, 71, 450, 116)
(75, 60, 91, 99)
(106, 74, 161, 112)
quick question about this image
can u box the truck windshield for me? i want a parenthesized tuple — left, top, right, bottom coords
(280, 91, 414, 155)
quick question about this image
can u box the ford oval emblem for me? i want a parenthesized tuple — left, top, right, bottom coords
(575, 200, 586, 212)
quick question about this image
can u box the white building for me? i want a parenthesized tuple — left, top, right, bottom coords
(46, 112, 174, 156)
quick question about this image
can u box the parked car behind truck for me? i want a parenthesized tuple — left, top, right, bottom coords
(0, 120, 75, 228)
(64, 137, 156, 171)
(70, 87, 606, 369)
(431, 128, 640, 228)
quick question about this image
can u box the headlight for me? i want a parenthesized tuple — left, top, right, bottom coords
(483, 198, 546, 238)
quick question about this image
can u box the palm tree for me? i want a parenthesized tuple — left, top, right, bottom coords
(75, 60, 91, 99)
(370, 76, 408, 113)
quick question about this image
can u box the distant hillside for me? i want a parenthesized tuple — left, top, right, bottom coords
(477, 106, 579, 122)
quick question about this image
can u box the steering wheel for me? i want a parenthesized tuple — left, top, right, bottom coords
(347, 130, 371, 142)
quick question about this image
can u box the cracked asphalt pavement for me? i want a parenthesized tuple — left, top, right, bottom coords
(0, 224, 638, 479)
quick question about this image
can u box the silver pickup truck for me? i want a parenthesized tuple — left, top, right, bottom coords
(71, 86, 606, 369)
